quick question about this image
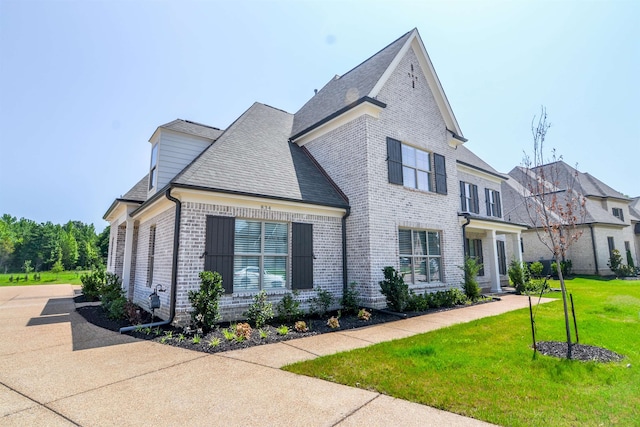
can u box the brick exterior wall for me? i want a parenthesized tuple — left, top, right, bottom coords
(132, 209, 175, 319)
(114, 224, 126, 279)
(306, 46, 466, 306)
(126, 202, 344, 325)
(522, 223, 638, 276)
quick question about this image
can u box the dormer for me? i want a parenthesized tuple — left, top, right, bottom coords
(147, 119, 223, 198)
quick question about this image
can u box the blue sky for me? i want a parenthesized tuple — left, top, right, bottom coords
(1, 0, 638, 231)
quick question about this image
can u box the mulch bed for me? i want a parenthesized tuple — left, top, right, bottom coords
(535, 341, 624, 363)
(75, 296, 498, 354)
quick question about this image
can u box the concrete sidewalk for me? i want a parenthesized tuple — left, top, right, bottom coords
(0, 285, 554, 426)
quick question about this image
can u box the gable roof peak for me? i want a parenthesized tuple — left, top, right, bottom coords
(291, 28, 463, 141)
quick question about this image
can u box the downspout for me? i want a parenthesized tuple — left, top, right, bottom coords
(342, 207, 351, 295)
(120, 188, 181, 333)
(589, 224, 599, 275)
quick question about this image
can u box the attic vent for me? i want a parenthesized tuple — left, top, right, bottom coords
(314, 89, 318, 95)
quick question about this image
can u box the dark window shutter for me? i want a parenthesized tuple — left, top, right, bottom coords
(485, 188, 491, 216)
(476, 240, 485, 276)
(204, 216, 235, 294)
(292, 223, 313, 289)
(497, 240, 507, 275)
(460, 181, 467, 211)
(472, 185, 479, 213)
(387, 137, 403, 185)
(434, 153, 447, 194)
(495, 191, 502, 218)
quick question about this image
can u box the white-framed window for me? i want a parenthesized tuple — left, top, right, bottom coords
(149, 144, 158, 190)
(401, 144, 432, 192)
(233, 220, 288, 291)
(460, 181, 479, 213)
(465, 238, 484, 276)
(612, 207, 624, 221)
(399, 229, 442, 283)
(147, 225, 156, 287)
(486, 189, 502, 218)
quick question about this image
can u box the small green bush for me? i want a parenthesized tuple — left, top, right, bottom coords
(309, 288, 334, 317)
(341, 282, 360, 315)
(529, 261, 544, 278)
(80, 268, 105, 301)
(106, 295, 127, 320)
(551, 259, 573, 277)
(508, 260, 529, 294)
(276, 290, 302, 323)
(188, 271, 225, 332)
(407, 291, 430, 311)
(460, 257, 482, 302)
(244, 290, 274, 328)
(379, 266, 409, 312)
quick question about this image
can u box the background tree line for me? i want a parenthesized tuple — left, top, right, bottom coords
(0, 214, 110, 273)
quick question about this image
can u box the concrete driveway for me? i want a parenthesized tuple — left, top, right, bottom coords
(1, 285, 549, 426)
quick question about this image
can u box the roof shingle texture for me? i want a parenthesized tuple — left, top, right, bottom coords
(291, 30, 412, 137)
(506, 162, 630, 227)
(173, 103, 348, 207)
(160, 119, 223, 141)
(121, 174, 149, 202)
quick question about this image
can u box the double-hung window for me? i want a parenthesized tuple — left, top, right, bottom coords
(485, 189, 502, 218)
(612, 208, 624, 221)
(399, 229, 442, 283)
(465, 238, 484, 276)
(460, 181, 479, 213)
(233, 220, 288, 292)
(149, 144, 158, 190)
(402, 145, 432, 191)
(147, 225, 156, 287)
(387, 137, 447, 194)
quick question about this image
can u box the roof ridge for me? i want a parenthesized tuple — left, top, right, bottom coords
(181, 119, 223, 131)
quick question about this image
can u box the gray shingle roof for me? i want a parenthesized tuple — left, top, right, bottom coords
(121, 174, 149, 202)
(455, 145, 507, 179)
(506, 162, 630, 227)
(172, 102, 348, 208)
(160, 119, 223, 140)
(291, 30, 412, 137)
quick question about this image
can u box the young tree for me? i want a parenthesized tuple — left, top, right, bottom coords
(518, 107, 586, 359)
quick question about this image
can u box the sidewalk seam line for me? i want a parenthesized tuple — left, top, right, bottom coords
(0, 380, 81, 426)
(331, 394, 381, 427)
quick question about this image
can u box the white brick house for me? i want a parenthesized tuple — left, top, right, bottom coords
(105, 29, 526, 324)
(503, 161, 639, 275)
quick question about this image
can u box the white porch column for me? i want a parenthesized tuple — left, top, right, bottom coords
(515, 231, 523, 263)
(488, 230, 501, 293)
(122, 217, 135, 297)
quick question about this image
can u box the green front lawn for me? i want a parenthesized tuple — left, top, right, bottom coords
(284, 277, 640, 426)
(0, 270, 88, 286)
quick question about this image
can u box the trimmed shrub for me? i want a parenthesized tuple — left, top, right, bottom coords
(188, 271, 225, 332)
(508, 260, 529, 294)
(460, 257, 482, 302)
(341, 282, 360, 315)
(244, 290, 274, 328)
(276, 291, 303, 323)
(379, 266, 409, 312)
(529, 261, 544, 278)
(309, 288, 334, 317)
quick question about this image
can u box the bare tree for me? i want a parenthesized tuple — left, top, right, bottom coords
(519, 107, 586, 359)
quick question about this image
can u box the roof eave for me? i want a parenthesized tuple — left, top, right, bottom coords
(290, 96, 386, 142)
(171, 183, 351, 211)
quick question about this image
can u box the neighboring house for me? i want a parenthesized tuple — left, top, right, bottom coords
(630, 197, 640, 267)
(104, 29, 526, 324)
(503, 161, 639, 275)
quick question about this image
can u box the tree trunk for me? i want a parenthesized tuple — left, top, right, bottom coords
(555, 255, 572, 359)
